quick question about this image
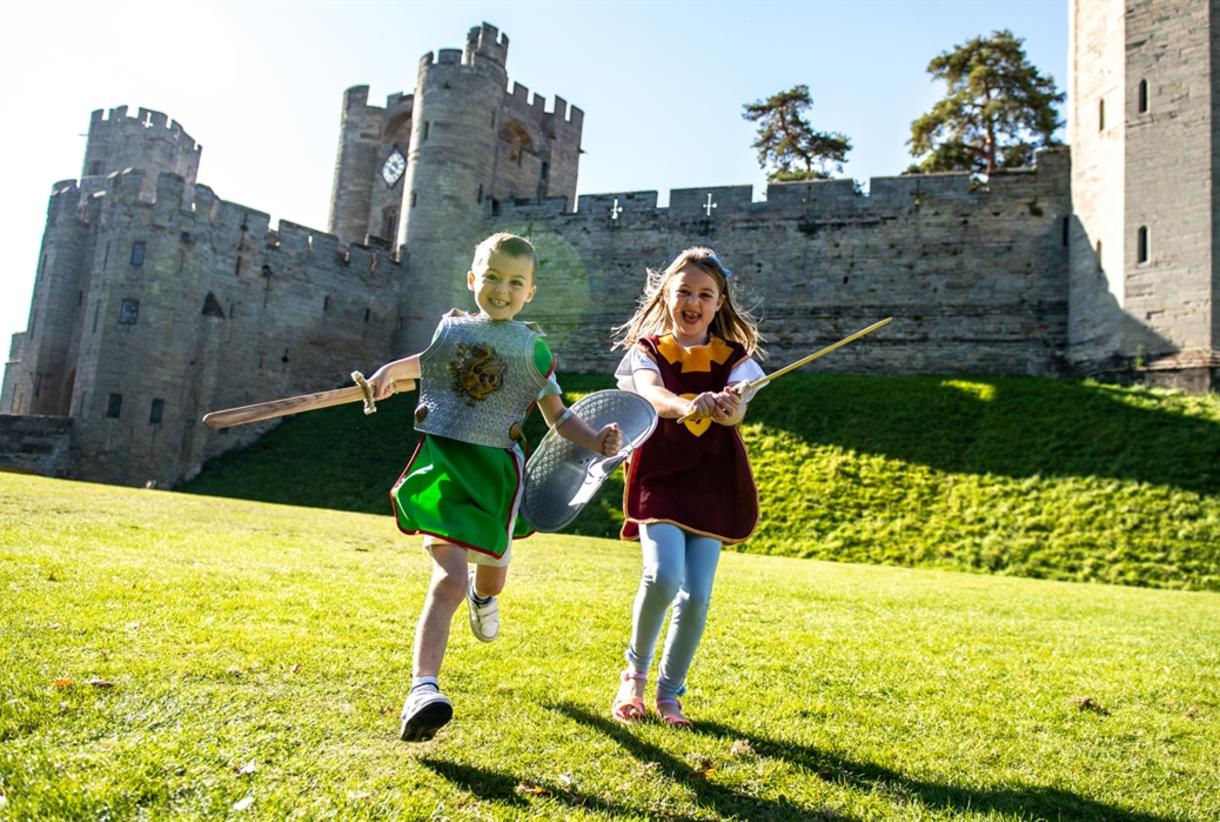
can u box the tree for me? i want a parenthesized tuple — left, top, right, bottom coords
(908, 29, 1064, 177)
(742, 85, 851, 182)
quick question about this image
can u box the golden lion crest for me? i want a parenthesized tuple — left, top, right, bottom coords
(450, 342, 506, 406)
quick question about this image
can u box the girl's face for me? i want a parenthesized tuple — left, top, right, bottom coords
(468, 249, 536, 320)
(665, 264, 724, 345)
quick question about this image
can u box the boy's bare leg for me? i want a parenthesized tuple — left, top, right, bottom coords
(413, 542, 469, 678)
(472, 564, 508, 597)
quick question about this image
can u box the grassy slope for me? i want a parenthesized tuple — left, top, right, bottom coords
(1, 473, 1217, 820)
(181, 374, 1220, 591)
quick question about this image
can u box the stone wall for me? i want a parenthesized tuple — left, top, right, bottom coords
(0, 415, 71, 478)
(491, 152, 1072, 377)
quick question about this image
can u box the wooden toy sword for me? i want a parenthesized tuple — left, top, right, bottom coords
(676, 317, 893, 424)
(201, 371, 414, 430)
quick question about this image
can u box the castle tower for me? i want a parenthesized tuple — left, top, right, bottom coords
(396, 23, 510, 350)
(1068, 0, 1219, 391)
(327, 86, 384, 245)
(80, 106, 200, 200)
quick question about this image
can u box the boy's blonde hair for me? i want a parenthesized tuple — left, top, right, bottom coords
(614, 247, 764, 357)
(472, 232, 537, 278)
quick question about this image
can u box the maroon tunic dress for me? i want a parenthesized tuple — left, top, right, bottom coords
(621, 334, 759, 545)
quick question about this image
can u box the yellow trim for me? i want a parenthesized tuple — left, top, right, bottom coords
(655, 334, 734, 374)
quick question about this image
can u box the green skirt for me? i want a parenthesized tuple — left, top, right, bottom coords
(391, 434, 532, 559)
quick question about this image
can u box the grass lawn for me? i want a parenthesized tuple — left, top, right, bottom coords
(2, 472, 1217, 820)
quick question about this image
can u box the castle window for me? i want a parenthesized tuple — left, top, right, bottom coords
(130, 242, 146, 268)
(364, 308, 371, 323)
(323, 295, 331, 313)
(540, 161, 549, 181)
(1061, 217, 1069, 247)
(107, 394, 123, 419)
(89, 162, 102, 176)
(1137, 226, 1149, 263)
(119, 299, 140, 326)
(411, 191, 418, 208)
(1138, 79, 1148, 114)
(477, 184, 483, 204)
(423, 121, 430, 141)
(149, 398, 165, 425)
(382, 208, 398, 240)
(201, 293, 225, 318)
(1096, 240, 1103, 271)
(1098, 99, 1105, 131)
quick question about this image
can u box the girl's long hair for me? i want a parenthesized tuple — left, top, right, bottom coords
(613, 247, 765, 357)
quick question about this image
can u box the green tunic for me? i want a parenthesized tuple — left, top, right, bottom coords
(390, 334, 559, 559)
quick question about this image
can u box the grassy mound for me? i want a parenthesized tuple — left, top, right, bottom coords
(181, 375, 1220, 591)
(2, 473, 1217, 820)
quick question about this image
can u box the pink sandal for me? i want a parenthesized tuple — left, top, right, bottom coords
(611, 671, 647, 724)
(655, 696, 693, 729)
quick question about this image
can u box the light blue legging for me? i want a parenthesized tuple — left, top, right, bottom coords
(625, 522, 722, 700)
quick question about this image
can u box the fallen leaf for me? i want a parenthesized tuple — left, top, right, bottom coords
(87, 679, 115, 689)
(232, 795, 254, 812)
(234, 761, 257, 776)
(1071, 696, 1108, 715)
(52, 678, 73, 688)
(687, 754, 715, 771)
(290, 663, 302, 674)
(557, 773, 575, 789)
(46, 572, 58, 582)
(227, 667, 244, 678)
(516, 780, 549, 796)
(687, 767, 717, 779)
(378, 706, 394, 716)
(1185, 706, 1199, 718)
(730, 739, 756, 758)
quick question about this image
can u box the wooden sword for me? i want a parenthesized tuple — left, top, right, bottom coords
(675, 317, 893, 424)
(201, 371, 415, 430)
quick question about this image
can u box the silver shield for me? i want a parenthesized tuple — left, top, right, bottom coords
(521, 389, 658, 532)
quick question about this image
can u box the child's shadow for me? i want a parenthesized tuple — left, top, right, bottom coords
(547, 702, 1177, 822)
(545, 701, 858, 821)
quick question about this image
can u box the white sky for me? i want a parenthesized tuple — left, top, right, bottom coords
(0, 0, 1066, 360)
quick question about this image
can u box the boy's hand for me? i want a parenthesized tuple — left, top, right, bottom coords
(596, 423, 623, 456)
(367, 366, 397, 402)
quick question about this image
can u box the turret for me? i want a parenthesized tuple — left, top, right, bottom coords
(397, 24, 509, 350)
(79, 106, 200, 202)
(327, 86, 384, 245)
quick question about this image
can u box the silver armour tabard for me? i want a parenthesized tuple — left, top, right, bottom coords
(414, 312, 549, 449)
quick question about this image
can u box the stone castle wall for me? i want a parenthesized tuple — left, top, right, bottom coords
(493, 152, 1071, 377)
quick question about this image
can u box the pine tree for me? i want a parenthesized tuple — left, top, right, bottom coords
(908, 29, 1064, 177)
(742, 85, 851, 182)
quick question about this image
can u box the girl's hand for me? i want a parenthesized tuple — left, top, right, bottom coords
(686, 392, 719, 420)
(711, 389, 742, 423)
(366, 366, 395, 401)
(595, 423, 623, 456)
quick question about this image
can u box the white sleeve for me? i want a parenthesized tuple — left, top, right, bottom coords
(614, 348, 660, 393)
(728, 358, 766, 402)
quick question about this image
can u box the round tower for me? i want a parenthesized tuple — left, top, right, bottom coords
(327, 85, 384, 245)
(397, 23, 509, 350)
(79, 106, 200, 201)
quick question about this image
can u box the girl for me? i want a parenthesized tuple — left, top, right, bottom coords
(367, 232, 621, 742)
(610, 247, 765, 728)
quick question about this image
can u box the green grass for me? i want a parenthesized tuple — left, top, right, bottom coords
(182, 374, 1220, 591)
(2, 473, 1218, 820)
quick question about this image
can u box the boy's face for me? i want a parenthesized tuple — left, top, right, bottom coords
(468, 249, 536, 321)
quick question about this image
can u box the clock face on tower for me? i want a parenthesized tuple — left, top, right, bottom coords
(380, 148, 406, 188)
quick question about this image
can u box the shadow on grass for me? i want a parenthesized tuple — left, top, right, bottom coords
(545, 701, 857, 821)
(758, 374, 1220, 496)
(545, 703, 1177, 822)
(415, 756, 701, 821)
(706, 715, 1173, 822)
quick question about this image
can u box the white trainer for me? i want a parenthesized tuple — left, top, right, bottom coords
(466, 570, 500, 642)
(399, 685, 453, 742)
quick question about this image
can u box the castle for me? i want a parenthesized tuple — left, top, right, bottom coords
(2, 2, 1217, 488)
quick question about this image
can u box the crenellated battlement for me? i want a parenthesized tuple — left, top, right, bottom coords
(556, 152, 1068, 224)
(87, 105, 201, 157)
(465, 21, 508, 67)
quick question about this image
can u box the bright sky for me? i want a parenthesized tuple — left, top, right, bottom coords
(0, 0, 1066, 360)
